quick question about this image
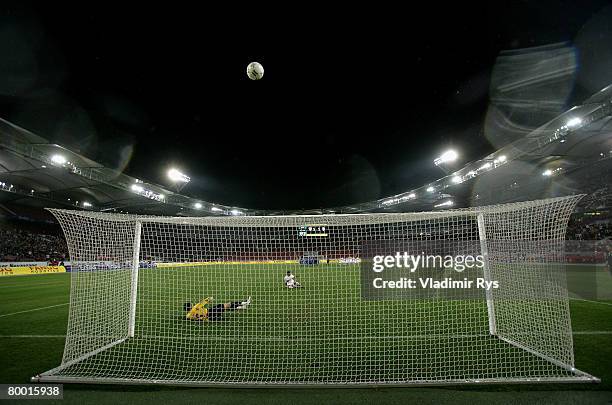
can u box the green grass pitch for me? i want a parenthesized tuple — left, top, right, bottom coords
(1, 265, 612, 404)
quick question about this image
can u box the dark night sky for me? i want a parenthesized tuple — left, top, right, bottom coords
(0, 1, 610, 209)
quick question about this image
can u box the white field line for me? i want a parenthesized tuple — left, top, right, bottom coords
(566, 263, 607, 267)
(0, 335, 66, 338)
(0, 302, 69, 318)
(1, 299, 606, 320)
(0, 331, 611, 339)
(0, 282, 67, 289)
(571, 298, 612, 307)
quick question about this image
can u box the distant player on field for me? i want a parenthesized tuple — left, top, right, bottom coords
(183, 296, 251, 321)
(284, 271, 302, 288)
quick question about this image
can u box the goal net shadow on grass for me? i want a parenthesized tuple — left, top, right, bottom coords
(33, 196, 599, 386)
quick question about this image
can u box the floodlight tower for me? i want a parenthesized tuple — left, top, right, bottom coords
(167, 168, 191, 193)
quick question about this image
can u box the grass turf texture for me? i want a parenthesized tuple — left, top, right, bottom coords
(0, 266, 611, 404)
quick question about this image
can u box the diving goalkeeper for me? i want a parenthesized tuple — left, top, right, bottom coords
(183, 296, 251, 321)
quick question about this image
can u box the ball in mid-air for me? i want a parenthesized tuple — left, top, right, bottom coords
(246, 62, 264, 80)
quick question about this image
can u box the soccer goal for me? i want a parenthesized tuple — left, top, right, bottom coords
(33, 195, 599, 386)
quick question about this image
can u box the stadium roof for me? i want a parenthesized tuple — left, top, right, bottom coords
(0, 120, 246, 216)
(1, 85, 611, 217)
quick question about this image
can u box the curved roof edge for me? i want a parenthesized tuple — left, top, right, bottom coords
(0, 84, 610, 216)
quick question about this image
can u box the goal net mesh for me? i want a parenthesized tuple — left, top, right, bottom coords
(35, 195, 597, 385)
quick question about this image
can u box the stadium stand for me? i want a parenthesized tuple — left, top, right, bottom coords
(0, 217, 68, 262)
(0, 209, 609, 265)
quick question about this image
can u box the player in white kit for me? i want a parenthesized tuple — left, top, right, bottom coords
(283, 271, 302, 288)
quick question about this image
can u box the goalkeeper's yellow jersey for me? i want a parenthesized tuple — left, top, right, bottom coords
(186, 297, 212, 321)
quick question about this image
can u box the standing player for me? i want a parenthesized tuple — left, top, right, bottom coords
(283, 271, 302, 288)
(183, 296, 251, 321)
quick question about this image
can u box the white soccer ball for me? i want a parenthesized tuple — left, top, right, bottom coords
(246, 62, 264, 80)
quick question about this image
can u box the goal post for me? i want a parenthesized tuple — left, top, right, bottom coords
(33, 214, 142, 379)
(33, 195, 599, 386)
(477, 213, 497, 336)
(128, 221, 142, 338)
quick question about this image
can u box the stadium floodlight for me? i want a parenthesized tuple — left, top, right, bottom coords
(408, 193, 416, 199)
(451, 176, 462, 184)
(36, 195, 598, 386)
(494, 155, 507, 165)
(426, 186, 435, 192)
(211, 207, 223, 212)
(82, 202, 92, 208)
(543, 169, 553, 176)
(434, 150, 458, 166)
(479, 162, 492, 170)
(167, 168, 190, 192)
(51, 154, 67, 165)
(167, 168, 190, 183)
(566, 117, 582, 128)
(131, 184, 144, 193)
(230, 209, 242, 215)
(434, 200, 454, 208)
(194, 202, 202, 209)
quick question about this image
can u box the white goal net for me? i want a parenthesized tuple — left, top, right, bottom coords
(33, 195, 598, 386)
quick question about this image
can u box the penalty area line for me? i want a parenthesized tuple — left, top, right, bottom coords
(0, 335, 66, 338)
(0, 302, 69, 318)
(0, 281, 67, 289)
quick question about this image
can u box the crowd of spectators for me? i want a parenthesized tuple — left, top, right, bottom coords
(565, 211, 611, 263)
(566, 213, 612, 241)
(0, 223, 68, 263)
(0, 207, 610, 264)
